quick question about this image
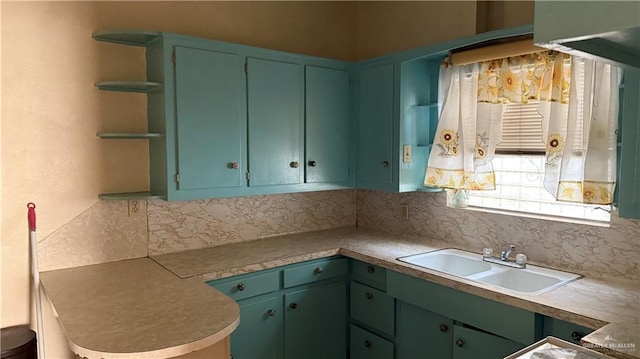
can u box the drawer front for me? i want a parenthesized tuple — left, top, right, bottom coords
(351, 260, 387, 290)
(452, 324, 524, 359)
(387, 270, 540, 345)
(208, 271, 279, 301)
(350, 325, 394, 359)
(283, 257, 348, 288)
(350, 282, 395, 335)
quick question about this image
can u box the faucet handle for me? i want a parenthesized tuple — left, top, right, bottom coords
(516, 253, 527, 265)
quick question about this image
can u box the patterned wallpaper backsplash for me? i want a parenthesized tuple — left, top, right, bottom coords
(357, 189, 640, 280)
(39, 201, 148, 272)
(39, 188, 638, 281)
(147, 190, 357, 255)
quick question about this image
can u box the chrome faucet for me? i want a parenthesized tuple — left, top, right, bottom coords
(500, 245, 516, 261)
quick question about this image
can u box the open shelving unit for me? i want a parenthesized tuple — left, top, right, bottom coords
(95, 81, 162, 93)
(97, 133, 164, 139)
(94, 30, 164, 200)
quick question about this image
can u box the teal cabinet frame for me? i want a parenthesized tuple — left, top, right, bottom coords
(354, 25, 534, 194)
(146, 33, 355, 201)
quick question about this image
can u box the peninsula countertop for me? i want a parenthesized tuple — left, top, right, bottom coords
(152, 226, 640, 359)
(39, 258, 239, 359)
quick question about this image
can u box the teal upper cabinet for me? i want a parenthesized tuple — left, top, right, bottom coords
(247, 58, 303, 187)
(105, 31, 355, 201)
(354, 57, 444, 193)
(305, 66, 352, 184)
(534, 1, 640, 68)
(92, 30, 164, 200)
(355, 63, 395, 189)
(174, 46, 245, 190)
(618, 68, 640, 219)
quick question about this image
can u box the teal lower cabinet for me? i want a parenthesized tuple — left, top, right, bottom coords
(207, 257, 348, 359)
(350, 282, 395, 336)
(350, 324, 395, 359)
(452, 324, 523, 359)
(396, 301, 453, 359)
(208, 259, 577, 359)
(387, 270, 544, 358)
(542, 317, 594, 345)
(284, 281, 347, 359)
(231, 294, 280, 359)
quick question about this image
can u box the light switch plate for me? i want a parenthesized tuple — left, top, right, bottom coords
(403, 144, 411, 163)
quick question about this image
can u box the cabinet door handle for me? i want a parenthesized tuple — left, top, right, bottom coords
(290, 161, 299, 168)
(455, 339, 464, 347)
(267, 309, 276, 317)
(439, 323, 448, 332)
(236, 283, 245, 291)
(365, 292, 374, 300)
(571, 331, 585, 341)
(366, 266, 375, 274)
(382, 161, 389, 167)
(364, 340, 373, 349)
(289, 302, 298, 310)
(313, 267, 323, 274)
(229, 162, 239, 169)
(308, 160, 317, 167)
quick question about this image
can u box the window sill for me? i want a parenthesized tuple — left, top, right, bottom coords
(453, 205, 611, 228)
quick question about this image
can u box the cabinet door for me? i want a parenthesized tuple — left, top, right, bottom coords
(350, 325, 394, 359)
(618, 67, 640, 219)
(174, 46, 244, 190)
(231, 295, 281, 359)
(247, 58, 303, 186)
(452, 325, 524, 359)
(356, 63, 394, 188)
(284, 281, 347, 359)
(305, 66, 351, 184)
(542, 317, 593, 345)
(396, 301, 453, 359)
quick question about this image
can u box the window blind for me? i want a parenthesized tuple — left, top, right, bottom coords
(496, 101, 545, 153)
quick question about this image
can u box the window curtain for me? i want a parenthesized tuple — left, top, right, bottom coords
(543, 59, 621, 204)
(424, 51, 619, 205)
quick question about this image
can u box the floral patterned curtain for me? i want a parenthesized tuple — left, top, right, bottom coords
(424, 51, 619, 205)
(544, 59, 620, 204)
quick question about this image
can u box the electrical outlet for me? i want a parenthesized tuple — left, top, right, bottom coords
(401, 204, 409, 221)
(128, 200, 142, 217)
(403, 144, 411, 163)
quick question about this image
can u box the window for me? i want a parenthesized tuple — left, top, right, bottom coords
(449, 101, 611, 225)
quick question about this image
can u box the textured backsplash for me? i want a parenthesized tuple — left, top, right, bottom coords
(147, 190, 357, 255)
(40, 188, 638, 280)
(39, 201, 148, 272)
(357, 189, 640, 280)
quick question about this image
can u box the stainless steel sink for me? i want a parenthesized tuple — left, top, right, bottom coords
(398, 248, 581, 295)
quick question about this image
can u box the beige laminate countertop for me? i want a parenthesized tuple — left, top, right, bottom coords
(39, 258, 239, 359)
(152, 226, 640, 359)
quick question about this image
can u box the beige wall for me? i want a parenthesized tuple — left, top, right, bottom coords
(354, 1, 534, 60)
(1, 1, 535, 357)
(1, 2, 357, 357)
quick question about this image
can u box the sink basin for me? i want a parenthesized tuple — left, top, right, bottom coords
(397, 249, 581, 295)
(398, 249, 492, 277)
(471, 267, 580, 295)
